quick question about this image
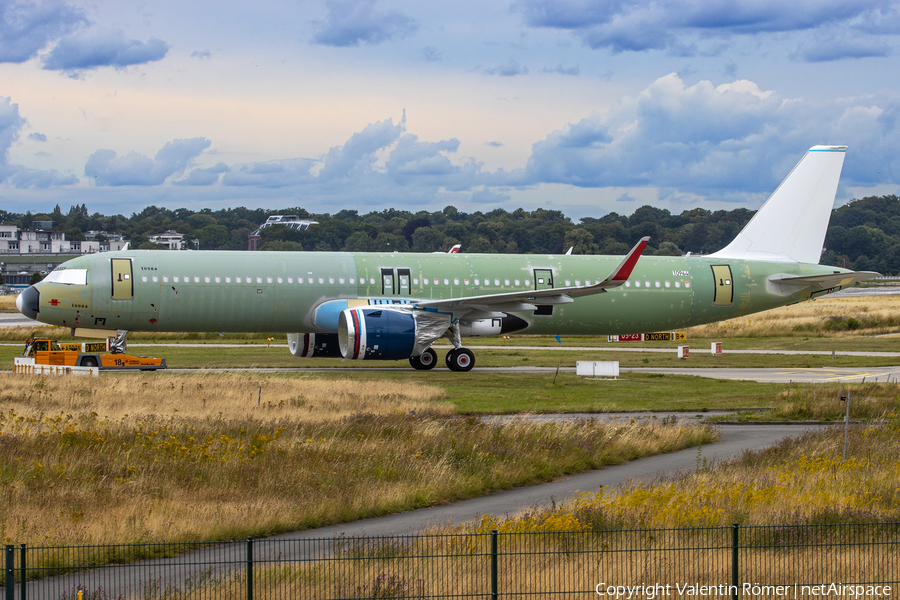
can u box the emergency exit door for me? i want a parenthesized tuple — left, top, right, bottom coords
(711, 265, 733, 306)
(111, 258, 133, 300)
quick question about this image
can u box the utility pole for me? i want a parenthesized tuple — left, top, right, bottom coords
(840, 391, 851, 460)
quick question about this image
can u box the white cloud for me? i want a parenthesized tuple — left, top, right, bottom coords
(0, 0, 86, 63)
(311, 0, 416, 47)
(85, 138, 210, 186)
(0, 96, 77, 188)
(517, 73, 900, 200)
(483, 58, 529, 76)
(42, 29, 169, 72)
(515, 0, 899, 60)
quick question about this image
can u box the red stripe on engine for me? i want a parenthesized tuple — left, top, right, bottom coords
(351, 309, 362, 359)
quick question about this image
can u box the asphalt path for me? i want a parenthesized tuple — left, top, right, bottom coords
(151, 364, 900, 383)
(20, 420, 829, 600)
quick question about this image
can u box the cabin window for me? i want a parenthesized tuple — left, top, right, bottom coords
(474, 278, 480, 285)
(339, 277, 344, 284)
(369, 277, 375, 284)
(319, 277, 324, 284)
(634, 281, 640, 287)
(267, 276, 273, 284)
(276, 277, 282, 284)
(674, 281, 680, 288)
(575, 280, 581, 286)
(494, 278, 500, 286)
(152, 276, 158, 283)
(504, 279, 510, 286)
(193, 276, 198, 283)
(413, 277, 418, 285)
(515, 279, 520, 286)
(444, 278, 449, 285)
(655, 281, 660, 288)
(350, 277, 355, 284)
(645, 281, 651, 288)
(309, 277, 314, 284)
(173, 276, 179, 283)
(256, 277, 262, 284)
(329, 277, 334, 284)
(565, 279, 571, 286)
(453, 278, 459, 285)
(525, 279, 530, 286)
(625, 281, 631, 287)
(205, 276, 211, 283)
(226, 276, 232, 283)
(141, 275, 147, 282)
(665, 281, 670, 288)
(685, 281, 691, 288)
(423, 278, 429, 286)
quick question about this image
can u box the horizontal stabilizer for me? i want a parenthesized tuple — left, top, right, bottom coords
(767, 271, 880, 296)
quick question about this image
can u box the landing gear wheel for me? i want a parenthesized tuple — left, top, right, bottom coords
(409, 347, 438, 371)
(445, 348, 475, 372)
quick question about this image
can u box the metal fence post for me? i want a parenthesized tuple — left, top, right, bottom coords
(18, 545, 25, 600)
(491, 530, 498, 600)
(4, 545, 13, 600)
(731, 524, 739, 600)
(246, 538, 253, 600)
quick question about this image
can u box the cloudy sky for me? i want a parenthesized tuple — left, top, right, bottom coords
(1, 0, 899, 219)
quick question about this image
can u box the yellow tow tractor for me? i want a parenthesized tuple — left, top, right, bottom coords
(17, 337, 166, 371)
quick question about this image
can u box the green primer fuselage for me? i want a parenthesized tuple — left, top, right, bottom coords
(33, 250, 847, 336)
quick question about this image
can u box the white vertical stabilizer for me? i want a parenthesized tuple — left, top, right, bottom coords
(710, 145, 847, 264)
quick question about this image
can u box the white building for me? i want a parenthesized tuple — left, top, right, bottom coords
(149, 230, 191, 250)
(0, 223, 128, 255)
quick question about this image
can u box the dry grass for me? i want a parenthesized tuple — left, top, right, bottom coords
(771, 382, 900, 420)
(0, 372, 715, 550)
(465, 417, 900, 532)
(0, 294, 16, 312)
(0, 372, 450, 423)
(687, 294, 900, 338)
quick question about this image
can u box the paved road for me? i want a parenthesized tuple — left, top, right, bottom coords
(19, 421, 828, 599)
(151, 365, 900, 383)
(0, 312, 37, 328)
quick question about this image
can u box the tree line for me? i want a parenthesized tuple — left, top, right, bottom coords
(1, 195, 898, 274)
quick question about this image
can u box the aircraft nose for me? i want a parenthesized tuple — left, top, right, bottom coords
(17, 285, 40, 320)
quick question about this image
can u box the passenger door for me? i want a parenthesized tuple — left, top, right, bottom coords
(711, 265, 733, 306)
(111, 258, 133, 301)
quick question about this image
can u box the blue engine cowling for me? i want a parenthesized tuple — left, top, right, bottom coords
(338, 308, 416, 360)
(287, 333, 342, 358)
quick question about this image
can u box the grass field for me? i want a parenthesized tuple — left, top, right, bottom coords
(0, 371, 716, 549)
(465, 418, 900, 531)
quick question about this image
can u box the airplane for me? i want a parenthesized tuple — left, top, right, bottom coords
(17, 145, 878, 372)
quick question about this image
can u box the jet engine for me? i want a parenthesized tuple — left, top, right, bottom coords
(338, 307, 417, 360)
(287, 333, 342, 358)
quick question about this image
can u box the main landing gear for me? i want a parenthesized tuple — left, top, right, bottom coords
(408, 347, 476, 372)
(409, 347, 438, 370)
(445, 347, 475, 372)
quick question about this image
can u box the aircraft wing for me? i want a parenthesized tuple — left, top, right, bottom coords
(768, 271, 880, 291)
(413, 237, 649, 314)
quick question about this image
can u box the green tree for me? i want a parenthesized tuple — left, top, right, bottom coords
(259, 240, 304, 251)
(564, 227, 599, 254)
(30, 272, 43, 285)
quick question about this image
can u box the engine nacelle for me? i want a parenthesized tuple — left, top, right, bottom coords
(459, 314, 530, 337)
(338, 308, 416, 360)
(287, 333, 342, 358)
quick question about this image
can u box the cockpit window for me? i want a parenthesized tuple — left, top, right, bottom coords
(42, 269, 88, 285)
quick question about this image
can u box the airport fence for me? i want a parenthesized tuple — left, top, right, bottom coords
(4, 522, 899, 600)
